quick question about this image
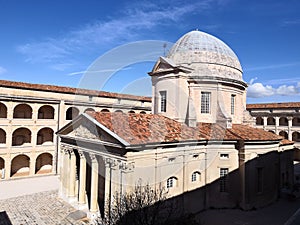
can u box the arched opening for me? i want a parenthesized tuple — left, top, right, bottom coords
(268, 130, 275, 134)
(35, 153, 53, 174)
(128, 110, 135, 114)
(0, 157, 4, 179)
(279, 117, 288, 126)
(279, 131, 288, 139)
(191, 171, 201, 182)
(38, 105, 54, 119)
(167, 176, 178, 188)
(11, 154, 30, 177)
(267, 117, 275, 125)
(66, 107, 79, 120)
(256, 117, 263, 125)
(140, 111, 146, 114)
(37, 128, 54, 145)
(84, 108, 95, 113)
(292, 132, 300, 142)
(101, 109, 110, 112)
(0, 103, 7, 118)
(293, 117, 300, 126)
(115, 110, 123, 113)
(13, 104, 32, 119)
(0, 128, 6, 144)
(12, 128, 31, 146)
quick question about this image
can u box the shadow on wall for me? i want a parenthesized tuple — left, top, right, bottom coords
(110, 149, 294, 224)
(0, 211, 13, 225)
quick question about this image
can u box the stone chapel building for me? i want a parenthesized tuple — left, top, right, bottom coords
(57, 30, 295, 218)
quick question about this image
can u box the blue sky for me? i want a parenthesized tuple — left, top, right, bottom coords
(0, 0, 300, 103)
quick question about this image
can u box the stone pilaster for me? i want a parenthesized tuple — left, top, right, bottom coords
(78, 151, 87, 205)
(90, 154, 99, 213)
(68, 149, 76, 198)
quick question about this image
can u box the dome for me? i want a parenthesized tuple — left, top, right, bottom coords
(167, 30, 243, 81)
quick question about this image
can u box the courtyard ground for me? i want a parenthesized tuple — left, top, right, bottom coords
(1, 175, 300, 224)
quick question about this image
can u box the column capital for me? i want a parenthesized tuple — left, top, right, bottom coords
(90, 153, 97, 163)
(104, 157, 117, 168)
(287, 116, 293, 121)
(119, 161, 134, 172)
(78, 150, 86, 159)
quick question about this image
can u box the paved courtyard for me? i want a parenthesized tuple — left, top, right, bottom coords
(0, 190, 89, 225)
(0, 176, 90, 225)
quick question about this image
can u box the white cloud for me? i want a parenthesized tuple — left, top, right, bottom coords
(247, 79, 300, 98)
(247, 82, 275, 98)
(16, 0, 215, 66)
(0, 66, 7, 75)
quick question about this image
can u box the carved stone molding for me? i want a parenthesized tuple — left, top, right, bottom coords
(70, 124, 100, 140)
(104, 157, 118, 168)
(119, 161, 135, 172)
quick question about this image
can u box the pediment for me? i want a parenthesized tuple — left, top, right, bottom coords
(69, 123, 100, 140)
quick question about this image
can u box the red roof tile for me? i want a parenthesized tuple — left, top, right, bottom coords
(0, 79, 151, 102)
(247, 102, 300, 109)
(87, 112, 282, 145)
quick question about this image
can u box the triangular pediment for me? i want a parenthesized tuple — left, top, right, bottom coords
(57, 114, 129, 147)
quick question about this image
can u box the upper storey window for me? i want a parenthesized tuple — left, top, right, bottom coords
(231, 95, 235, 115)
(201, 92, 211, 114)
(160, 91, 167, 112)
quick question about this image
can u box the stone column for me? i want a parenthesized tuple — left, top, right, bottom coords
(29, 155, 36, 176)
(263, 117, 267, 129)
(90, 154, 99, 212)
(288, 117, 293, 140)
(68, 149, 76, 198)
(78, 151, 87, 204)
(275, 117, 280, 134)
(63, 149, 70, 195)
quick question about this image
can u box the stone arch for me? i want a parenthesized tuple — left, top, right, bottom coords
(279, 130, 288, 139)
(100, 109, 110, 112)
(267, 117, 275, 125)
(0, 157, 4, 170)
(128, 110, 135, 114)
(84, 108, 95, 113)
(292, 132, 300, 142)
(256, 117, 263, 125)
(66, 107, 79, 120)
(0, 157, 4, 179)
(37, 127, 54, 145)
(12, 128, 31, 146)
(279, 117, 288, 126)
(13, 104, 32, 119)
(140, 111, 146, 114)
(0, 103, 7, 118)
(38, 105, 54, 119)
(11, 154, 30, 177)
(35, 153, 53, 174)
(115, 110, 123, 113)
(293, 117, 300, 126)
(268, 130, 275, 134)
(0, 128, 6, 144)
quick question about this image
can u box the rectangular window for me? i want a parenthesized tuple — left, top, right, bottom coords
(160, 91, 167, 112)
(231, 95, 235, 115)
(201, 92, 211, 114)
(257, 168, 263, 193)
(220, 168, 229, 192)
(220, 153, 229, 159)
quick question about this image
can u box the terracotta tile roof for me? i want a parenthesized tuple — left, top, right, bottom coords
(280, 139, 294, 146)
(0, 79, 151, 102)
(88, 112, 207, 145)
(247, 102, 300, 109)
(87, 112, 282, 145)
(197, 123, 282, 141)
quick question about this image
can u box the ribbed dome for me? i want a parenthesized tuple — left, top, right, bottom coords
(168, 30, 243, 81)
